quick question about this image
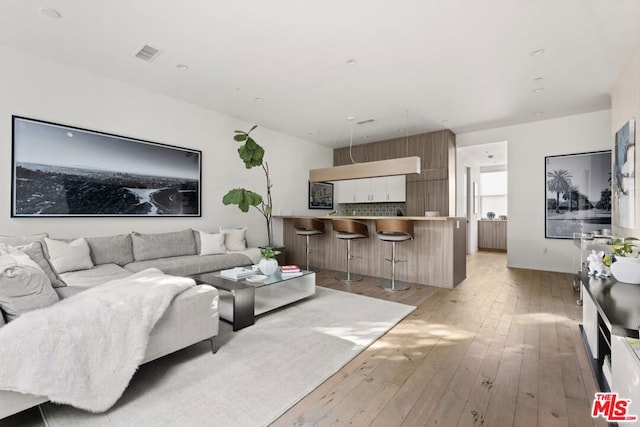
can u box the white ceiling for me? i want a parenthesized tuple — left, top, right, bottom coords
(458, 141, 508, 168)
(1, 1, 639, 149)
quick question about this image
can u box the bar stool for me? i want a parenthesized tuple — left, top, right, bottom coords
(332, 219, 369, 282)
(293, 218, 325, 271)
(375, 219, 414, 291)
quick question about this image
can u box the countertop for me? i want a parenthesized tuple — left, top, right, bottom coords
(275, 215, 456, 221)
(580, 272, 640, 338)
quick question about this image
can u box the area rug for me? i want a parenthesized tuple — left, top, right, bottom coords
(41, 287, 415, 427)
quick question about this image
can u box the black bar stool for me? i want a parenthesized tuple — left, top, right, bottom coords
(375, 219, 414, 291)
(332, 219, 369, 282)
(293, 218, 325, 271)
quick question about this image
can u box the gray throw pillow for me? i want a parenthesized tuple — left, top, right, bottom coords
(86, 234, 134, 266)
(17, 242, 66, 288)
(131, 229, 197, 261)
(0, 233, 48, 249)
(0, 250, 59, 322)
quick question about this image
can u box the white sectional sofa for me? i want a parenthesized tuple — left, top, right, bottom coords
(0, 228, 259, 419)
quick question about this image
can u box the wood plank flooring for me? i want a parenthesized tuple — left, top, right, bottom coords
(0, 251, 606, 427)
(272, 251, 607, 427)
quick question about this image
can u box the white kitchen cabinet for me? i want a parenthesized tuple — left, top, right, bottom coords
(335, 180, 357, 203)
(582, 284, 599, 359)
(335, 176, 406, 204)
(612, 335, 640, 418)
(385, 175, 406, 202)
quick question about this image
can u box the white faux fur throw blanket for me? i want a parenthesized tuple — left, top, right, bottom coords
(0, 268, 195, 412)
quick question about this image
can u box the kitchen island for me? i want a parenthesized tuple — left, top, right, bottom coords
(280, 215, 466, 288)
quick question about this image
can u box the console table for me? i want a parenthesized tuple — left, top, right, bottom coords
(579, 273, 640, 421)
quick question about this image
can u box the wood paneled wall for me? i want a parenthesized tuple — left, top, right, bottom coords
(283, 217, 466, 288)
(333, 130, 456, 216)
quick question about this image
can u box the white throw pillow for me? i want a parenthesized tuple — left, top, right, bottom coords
(198, 231, 227, 255)
(219, 227, 248, 251)
(45, 237, 94, 274)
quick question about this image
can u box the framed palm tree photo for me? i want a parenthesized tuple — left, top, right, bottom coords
(545, 150, 611, 239)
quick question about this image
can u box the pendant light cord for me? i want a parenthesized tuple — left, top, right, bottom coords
(348, 117, 357, 164)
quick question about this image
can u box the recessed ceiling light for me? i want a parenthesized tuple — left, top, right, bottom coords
(39, 7, 61, 18)
(533, 76, 544, 82)
(533, 87, 545, 93)
(534, 111, 545, 116)
(398, 128, 406, 132)
(441, 119, 449, 124)
(361, 135, 369, 139)
(176, 64, 189, 70)
(66, 132, 74, 138)
(345, 59, 358, 66)
(530, 48, 545, 56)
(347, 116, 355, 121)
(254, 97, 263, 102)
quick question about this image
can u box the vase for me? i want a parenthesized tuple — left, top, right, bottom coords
(610, 257, 640, 284)
(258, 258, 278, 276)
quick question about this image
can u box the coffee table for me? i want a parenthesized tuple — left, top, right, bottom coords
(191, 269, 316, 331)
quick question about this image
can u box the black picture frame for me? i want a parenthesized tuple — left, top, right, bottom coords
(545, 150, 611, 239)
(11, 116, 202, 217)
(308, 181, 334, 210)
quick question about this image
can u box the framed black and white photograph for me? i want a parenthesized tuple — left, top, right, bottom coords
(545, 150, 611, 239)
(308, 181, 334, 210)
(12, 116, 201, 217)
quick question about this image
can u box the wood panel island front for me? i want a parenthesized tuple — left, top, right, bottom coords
(280, 216, 466, 288)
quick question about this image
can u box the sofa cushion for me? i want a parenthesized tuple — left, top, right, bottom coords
(0, 247, 59, 322)
(86, 234, 134, 266)
(198, 230, 227, 255)
(45, 237, 94, 274)
(219, 227, 248, 251)
(60, 263, 132, 289)
(131, 230, 197, 261)
(15, 242, 66, 288)
(124, 253, 254, 276)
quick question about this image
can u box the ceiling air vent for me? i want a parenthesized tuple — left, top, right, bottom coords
(356, 118, 376, 126)
(133, 44, 162, 62)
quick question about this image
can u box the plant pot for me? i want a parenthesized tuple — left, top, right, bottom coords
(258, 258, 278, 276)
(610, 257, 640, 284)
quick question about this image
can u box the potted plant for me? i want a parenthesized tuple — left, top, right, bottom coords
(610, 237, 640, 284)
(258, 247, 281, 276)
(222, 126, 274, 247)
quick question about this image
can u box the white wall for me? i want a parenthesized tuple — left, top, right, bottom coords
(0, 44, 333, 246)
(611, 40, 640, 238)
(455, 150, 481, 253)
(458, 110, 611, 273)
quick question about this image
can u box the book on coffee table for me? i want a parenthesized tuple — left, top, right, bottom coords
(220, 267, 255, 280)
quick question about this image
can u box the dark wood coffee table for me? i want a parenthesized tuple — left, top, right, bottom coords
(191, 269, 315, 331)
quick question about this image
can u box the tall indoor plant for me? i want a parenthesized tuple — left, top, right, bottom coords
(222, 125, 274, 246)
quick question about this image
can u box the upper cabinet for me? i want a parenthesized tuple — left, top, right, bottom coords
(335, 176, 406, 204)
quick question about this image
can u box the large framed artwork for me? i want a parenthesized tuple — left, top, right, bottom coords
(11, 116, 201, 217)
(545, 150, 611, 239)
(614, 119, 636, 229)
(308, 181, 334, 210)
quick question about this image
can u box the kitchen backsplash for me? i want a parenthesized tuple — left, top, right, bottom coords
(338, 202, 407, 216)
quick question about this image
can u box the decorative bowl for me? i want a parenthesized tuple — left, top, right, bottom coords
(610, 257, 640, 284)
(246, 274, 268, 283)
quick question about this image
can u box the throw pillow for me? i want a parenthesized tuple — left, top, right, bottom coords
(0, 248, 59, 322)
(198, 231, 227, 255)
(86, 234, 134, 266)
(6, 242, 66, 288)
(45, 237, 94, 274)
(131, 229, 197, 261)
(219, 227, 248, 251)
(0, 233, 48, 248)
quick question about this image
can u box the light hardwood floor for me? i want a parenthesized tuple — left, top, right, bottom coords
(272, 251, 607, 427)
(1, 251, 606, 427)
